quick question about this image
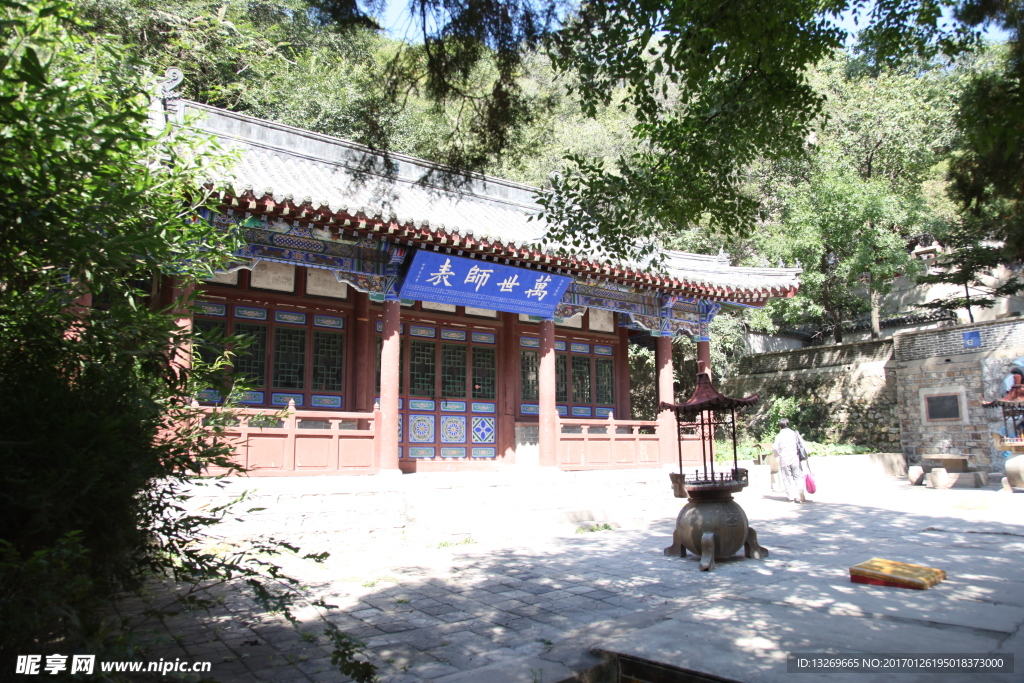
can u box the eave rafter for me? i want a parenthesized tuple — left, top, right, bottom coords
(212, 187, 799, 304)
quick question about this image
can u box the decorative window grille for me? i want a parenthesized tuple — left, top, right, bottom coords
(234, 323, 267, 386)
(572, 355, 592, 404)
(312, 330, 344, 391)
(596, 358, 615, 405)
(472, 347, 496, 399)
(374, 337, 381, 392)
(273, 327, 306, 389)
(441, 344, 467, 398)
(520, 350, 539, 401)
(193, 319, 226, 368)
(409, 340, 436, 397)
(556, 354, 568, 402)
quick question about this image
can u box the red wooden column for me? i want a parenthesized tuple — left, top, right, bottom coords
(696, 340, 712, 376)
(172, 279, 195, 373)
(64, 289, 92, 341)
(499, 312, 518, 462)
(616, 322, 631, 419)
(538, 319, 557, 467)
(378, 299, 402, 472)
(352, 291, 373, 412)
(656, 334, 677, 465)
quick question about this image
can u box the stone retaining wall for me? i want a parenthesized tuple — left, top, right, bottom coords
(727, 340, 899, 450)
(738, 339, 893, 374)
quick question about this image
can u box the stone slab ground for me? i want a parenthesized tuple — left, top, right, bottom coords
(122, 465, 1024, 683)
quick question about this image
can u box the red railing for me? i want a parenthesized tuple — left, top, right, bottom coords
(200, 402, 381, 476)
(556, 415, 661, 469)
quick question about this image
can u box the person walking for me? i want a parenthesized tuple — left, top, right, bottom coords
(773, 418, 807, 503)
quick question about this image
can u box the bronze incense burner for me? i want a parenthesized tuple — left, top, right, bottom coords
(662, 373, 768, 571)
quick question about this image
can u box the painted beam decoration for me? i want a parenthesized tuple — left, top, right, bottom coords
(399, 251, 571, 318)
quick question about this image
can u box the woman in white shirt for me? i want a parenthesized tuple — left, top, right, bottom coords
(773, 418, 807, 503)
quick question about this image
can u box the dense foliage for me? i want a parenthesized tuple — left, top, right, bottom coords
(0, 2, 374, 678)
(0, 0, 231, 662)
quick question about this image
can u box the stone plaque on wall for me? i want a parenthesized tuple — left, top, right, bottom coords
(306, 268, 349, 299)
(556, 313, 583, 328)
(423, 301, 457, 313)
(590, 308, 615, 333)
(925, 394, 960, 420)
(465, 307, 497, 318)
(250, 261, 295, 292)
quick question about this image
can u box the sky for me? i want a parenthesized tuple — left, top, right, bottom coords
(377, 1, 1011, 45)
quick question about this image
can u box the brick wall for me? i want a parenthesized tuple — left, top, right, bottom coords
(896, 318, 1024, 362)
(894, 318, 1024, 473)
(895, 358, 989, 466)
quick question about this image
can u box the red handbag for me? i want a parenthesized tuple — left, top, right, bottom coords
(805, 471, 817, 494)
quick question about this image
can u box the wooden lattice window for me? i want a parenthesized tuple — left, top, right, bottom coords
(409, 340, 436, 397)
(520, 350, 539, 401)
(312, 330, 344, 391)
(596, 358, 614, 405)
(556, 354, 569, 402)
(441, 344, 467, 398)
(572, 355, 592, 404)
(193, 319, 226, 368)
(273, 327, 306, 389)
(472, 347, 496, 399)
(233, 323, 267, 386)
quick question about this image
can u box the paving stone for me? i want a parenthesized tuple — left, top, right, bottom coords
(435, 611, 475, 624)
(376, 621, 417, 634)
(122, 474, 1024, 683)
(408, 661, 461, 679)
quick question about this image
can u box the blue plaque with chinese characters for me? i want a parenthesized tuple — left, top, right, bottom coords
(398, 251, 571, 317)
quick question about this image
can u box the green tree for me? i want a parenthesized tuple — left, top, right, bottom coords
(919, 6, 1024, 318)
(762, 162, 926, 341)
(0, 0, 234, 659)
(288, 0, 1020, 276)
(0, 4, 374, 679)
(749, 51, 963, 340)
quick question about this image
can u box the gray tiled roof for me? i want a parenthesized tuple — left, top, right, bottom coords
(183, 101, 801, 297)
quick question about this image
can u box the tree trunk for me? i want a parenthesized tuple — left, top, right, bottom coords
(870, 287, 882, 340)
(832, 312, 843, 343)
(965, 284, 974, 323)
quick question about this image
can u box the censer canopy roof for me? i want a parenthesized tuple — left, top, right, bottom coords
(662, 372, 758, 416)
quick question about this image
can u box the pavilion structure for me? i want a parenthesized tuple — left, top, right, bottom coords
(160, 93, 800, 475)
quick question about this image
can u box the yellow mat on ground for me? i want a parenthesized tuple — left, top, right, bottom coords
(849, 558, 946, 590)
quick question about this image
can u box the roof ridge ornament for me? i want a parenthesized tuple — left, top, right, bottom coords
(152, 67, 184, 125)
(157, 67, 183, 100)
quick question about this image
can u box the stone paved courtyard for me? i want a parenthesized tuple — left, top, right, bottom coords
(121, 468, 1024, 682)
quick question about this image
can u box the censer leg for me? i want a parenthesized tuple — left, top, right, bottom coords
(663, 525, 686, 557)
(699, 532, 716, 571)
(744, 527, 769, 560)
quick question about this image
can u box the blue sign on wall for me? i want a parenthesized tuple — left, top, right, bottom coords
(963, 330, 982, 348)
(399, 251, 571, 318)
